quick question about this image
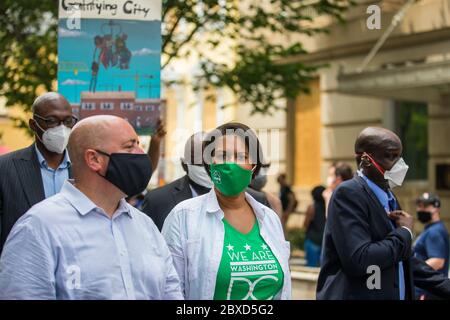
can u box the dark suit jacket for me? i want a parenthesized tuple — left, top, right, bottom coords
(142, 175, 272, 231)
(0, 144, 71, 251)
(142, 175, 193, 231)
(317, 176, 450, 300)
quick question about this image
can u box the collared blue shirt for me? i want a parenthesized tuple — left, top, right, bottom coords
(0, 180, 183, 300)
(414, 221, 450, 298)
(359, 172, 396, 213)
(35, 145, 71, 198)
(358, 171, 406, 300)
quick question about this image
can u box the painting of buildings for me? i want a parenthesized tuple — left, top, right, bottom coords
(71, 91, 163, 135)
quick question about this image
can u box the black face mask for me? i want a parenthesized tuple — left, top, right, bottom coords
(417, 211, 432, 224)
(96, 150, 152, 197)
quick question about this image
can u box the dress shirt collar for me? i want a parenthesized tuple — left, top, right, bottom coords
(60, 180, 132, 219)
(35, 144, 71, 169)
(358, 170, 395, 211)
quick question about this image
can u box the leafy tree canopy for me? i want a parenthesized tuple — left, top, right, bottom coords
(0, 0, 351, 132)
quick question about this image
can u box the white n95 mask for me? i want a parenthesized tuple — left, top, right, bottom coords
(384, 157, 409, 189)
(39, 124, 72, 154)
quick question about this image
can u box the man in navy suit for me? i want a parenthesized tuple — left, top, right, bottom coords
(317, 127, 450, 300)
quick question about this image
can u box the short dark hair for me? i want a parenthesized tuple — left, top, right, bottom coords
(202, 122, 263, 179)
(334, 162, 353, 181)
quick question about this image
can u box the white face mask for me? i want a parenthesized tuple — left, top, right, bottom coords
(384, 157, 409, 189)
(187, 164, 214, 188)
(37, 124, 72, 154)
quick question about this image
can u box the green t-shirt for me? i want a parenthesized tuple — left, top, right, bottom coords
(213, 219, 284, 300)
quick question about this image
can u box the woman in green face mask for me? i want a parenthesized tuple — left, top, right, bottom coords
(162, 122, 292, 300)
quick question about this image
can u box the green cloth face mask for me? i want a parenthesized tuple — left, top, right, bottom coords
(210, 163, 254, 196)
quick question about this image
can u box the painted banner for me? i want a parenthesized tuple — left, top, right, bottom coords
(57, 0, 162, 135)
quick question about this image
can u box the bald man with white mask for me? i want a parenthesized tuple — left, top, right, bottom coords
(0, 115, 183, 300)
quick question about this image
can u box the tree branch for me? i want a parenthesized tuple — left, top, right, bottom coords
(162, 4, 223, 69)
(162, 22, 201, 69)
(162, 11, 184, 53)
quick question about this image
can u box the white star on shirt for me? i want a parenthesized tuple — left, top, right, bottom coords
(261, 244, 268, 250)
(226, 244, 234, 251)
(244, 244, 251, 251)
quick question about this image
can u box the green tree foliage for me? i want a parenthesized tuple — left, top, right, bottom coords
(0, 0, 352, 130)
(0, 0, 57, 131)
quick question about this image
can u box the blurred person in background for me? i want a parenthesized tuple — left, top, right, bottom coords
(322, 162, 353, 216)
(277, 173, 297, 231)
(413, 192, 449, 300)
(303, 185, 326, 267)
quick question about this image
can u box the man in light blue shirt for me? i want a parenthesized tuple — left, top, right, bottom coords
(35, 144, 71, 198)
(0, 115, 182, 300)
